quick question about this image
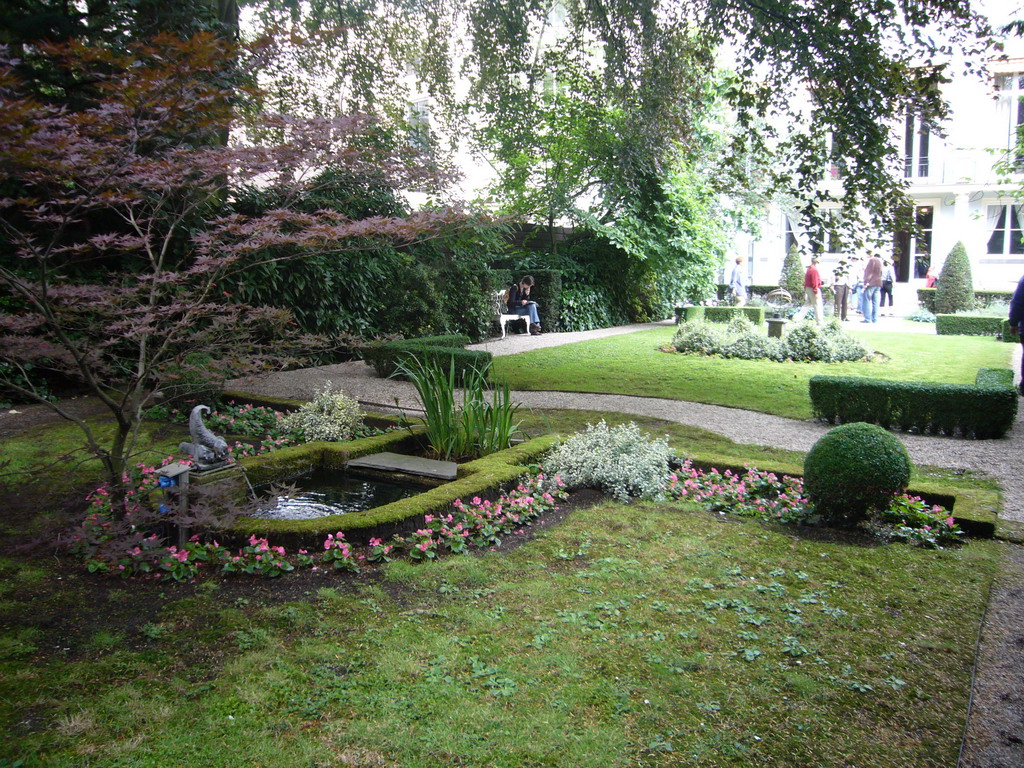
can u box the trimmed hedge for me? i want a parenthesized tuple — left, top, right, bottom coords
(361, 334, 492, 382)
(1001, 318, 1020, 342)
(804, 423, 912, 525)
(917, 288, 1013, 313)
(228, 434, 560, 547)
(676, 305, 765, 325)
(935, 314, 1005, 336)
(809, 369, 1018, 439)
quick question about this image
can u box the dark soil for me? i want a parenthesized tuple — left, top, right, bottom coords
(0, 395, 108, 441)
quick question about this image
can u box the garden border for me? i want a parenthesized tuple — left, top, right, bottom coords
(210, 425, 558, 548)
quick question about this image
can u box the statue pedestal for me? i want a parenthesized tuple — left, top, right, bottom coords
(767, 317, 787, 338)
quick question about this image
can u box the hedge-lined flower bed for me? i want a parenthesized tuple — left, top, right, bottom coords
(667, 460, 962, 548)
(69, 472, 568, 580)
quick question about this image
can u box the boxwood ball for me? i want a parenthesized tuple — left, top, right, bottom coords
(803, 422, 912, 525)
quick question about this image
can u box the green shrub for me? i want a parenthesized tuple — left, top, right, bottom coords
(809, 370, 1018, 439)
(673, 319, 868, 363)
(935, 314, 1003, 336)
(559, 286, 629, 331)
(672, 320, 729, 355)
(544, 421, 673, 502)
(677, 306, 705, 323)
(703, 306, 766, 325)
(362, 335, 491, 383)
(934, 242, 974, 314)
(780, 245, 805, 298)
(804, 422, 912, 525)
(1001, 318, 1020, 342)
(906, 307, 936, 323)
(282, 382, 364, 441)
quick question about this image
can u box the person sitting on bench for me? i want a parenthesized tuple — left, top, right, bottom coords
(507, 275, 542, 335)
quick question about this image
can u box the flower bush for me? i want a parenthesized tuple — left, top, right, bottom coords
(667, 461, 961, 548)
(282, 382, 364, 441)
(544, 421, 673, 502)
(69, 472, 568, 579)
(672, 318, 870, 363)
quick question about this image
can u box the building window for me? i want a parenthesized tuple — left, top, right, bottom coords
(904, 111, 930, 179)
(996, 72, 1024, 171)
(408, 98, 431, 148)
(912, 205, 933, 278)
(987, 204, 1024, 255)
(784, 216, 797, 255)
(808, 210, 844, 255)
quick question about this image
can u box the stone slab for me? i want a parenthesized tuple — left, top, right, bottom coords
(347, 451, 457, 481)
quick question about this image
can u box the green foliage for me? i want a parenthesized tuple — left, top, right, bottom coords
(780, 245, 805, 299)
(673, 319, 869, 363)
(396, 357, 521, 461)
(918, 288, 1013, 314)
(558, 287, 628, 332)
(544, 421, 674, 502)
(804, 423, 912, 525)
(702, 306, 766, 325)
(362, 335, 491, 384)
(934, 242, 974, 315)
(809, 371, 1018, 439)
(934, 314, 1004, 336)
(281, 383, 364, 442)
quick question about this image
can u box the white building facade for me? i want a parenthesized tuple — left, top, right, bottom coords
(738, 37, 1024, 295)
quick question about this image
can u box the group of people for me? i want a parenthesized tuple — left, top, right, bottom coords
(815, 253, 897, 324)
(729, 253, 897, 324)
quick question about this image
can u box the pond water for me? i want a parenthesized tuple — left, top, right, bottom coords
(253, 469, 423, 520)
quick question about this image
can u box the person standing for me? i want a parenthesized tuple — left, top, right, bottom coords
(862, 252, 883, 323)
(729, 256, 748, 307)
(803, 257, 824, 325)
(880, 259, 896, 316)
(832, 260, 851, 321)
(1009, 273, 1024, 396)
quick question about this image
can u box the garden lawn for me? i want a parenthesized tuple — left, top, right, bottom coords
(491, 327, 1014, 420)
(0, 501, 996, 767)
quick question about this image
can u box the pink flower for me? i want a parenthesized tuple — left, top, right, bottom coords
(417, 542, 429, 552)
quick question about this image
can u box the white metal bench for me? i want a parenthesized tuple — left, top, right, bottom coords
(494, 289, 525, 338)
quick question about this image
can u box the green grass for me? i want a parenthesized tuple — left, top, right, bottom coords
(0, 502, 997, 767)
(492, 327, 1014, 419)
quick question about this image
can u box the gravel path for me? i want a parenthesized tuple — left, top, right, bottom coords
(230, 318, 1024, 522)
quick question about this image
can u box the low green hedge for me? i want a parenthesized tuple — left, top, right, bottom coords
(917, 288, 1013, 313)
(675, 306, 765, 325)
(227, 434, 560, 547)
(1001, 318, 1020, 342)
(935, 314, 1004, 336)
(809, 369, 1018, 439)
(361, 334, 491, 381)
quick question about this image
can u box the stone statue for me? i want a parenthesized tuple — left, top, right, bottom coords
(178, 404, 230, 469)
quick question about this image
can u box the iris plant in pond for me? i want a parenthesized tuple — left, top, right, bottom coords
(396, 357, 522, 461)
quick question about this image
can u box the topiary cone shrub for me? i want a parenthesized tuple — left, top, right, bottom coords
(780, 244, 805, 300)
(803, 422, 912, 526)
(934, 241, 974, 315)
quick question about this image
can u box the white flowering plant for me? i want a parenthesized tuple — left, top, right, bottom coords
(543, 421, 674, 502)
(282, 382, 364, 442)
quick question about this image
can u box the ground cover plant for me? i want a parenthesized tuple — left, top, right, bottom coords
(0, 498, 996, 767)
(491, 326, 1013, 420)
